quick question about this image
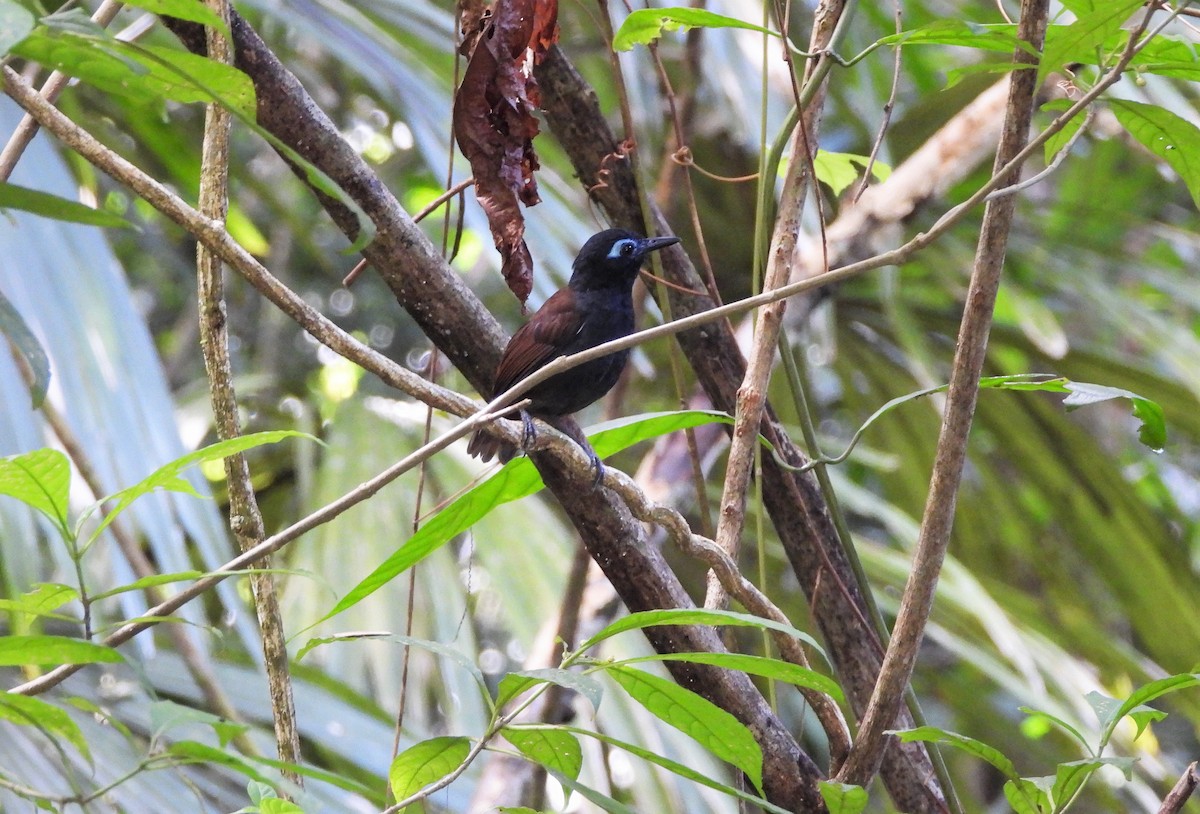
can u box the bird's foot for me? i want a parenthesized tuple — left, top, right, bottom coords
(587, 449, 606, 489)
(519, 409, 538, 453)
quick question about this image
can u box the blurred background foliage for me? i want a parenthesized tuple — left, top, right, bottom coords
(1, 0, 1199, 811)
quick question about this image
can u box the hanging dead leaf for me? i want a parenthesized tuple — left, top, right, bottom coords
(453, 0, 559, 306)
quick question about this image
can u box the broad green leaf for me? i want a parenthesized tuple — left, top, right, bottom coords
(0, 0, 34, 54)
(89, 430, 314, 544)
(1094, 673, 1200, 749)
(12, 29, 256, 116)
(259, 799, 305, 814)
(1003, 777, 1050, 814)
(613, 8, 778, 51)
(1040, 0, 1143, 78)
(1051, 757, 1134, 807)
(0, 287, 51, 408)
(879, 20, 1032, 55)
(0, 182, 134, 228)
(1110, 100, 1200, 213)
(0, 694, 90, 762)
(0, 448, 71, 534)
(297, 633, 488, 702)
(1059, 380, 1166, 450)
(578, 607, 827, 665)
(0, 584, 80, 633)
(150, 699, 248, 747)
(89, 571, 205, 602)
(605, 665, 763, 790)
(121, 0, 229, 36)
(811, 151, 892, 197)
(1040, 99, 1087, 164)
(551, 724, 792, 814)
(503, 726, 582, 784)
(819, 781, 869, 814)
(0, 635, 121, 666)
(389, 736, 470, 806)
(945, 61, 1031, 88)
(496, 668, 604, 711)
(893, 726, 1018, 779)
(318, 411, 731, 624)
(612, 651, 843, 703)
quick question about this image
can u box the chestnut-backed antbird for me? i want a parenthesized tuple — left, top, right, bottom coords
(467, 228, 680, 477)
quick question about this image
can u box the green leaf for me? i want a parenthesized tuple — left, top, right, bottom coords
(613, 7, 778, 51)
(0, 288, 51, 407)
(1051, 757, 1134, 807)
(1040, 99, 1087, 164)
(12, 29, 255, 116)
(150, 699, 248, 747)
(1059, 380, 1166, 450)
(819, 781, 869, 814)
(0, 694, 90, 762)
(168, 740, 272, 783)
(893, 726, 1018, 779)
(0, 0, 34, 55)
(89, 430, 315, 544)
(1094, 673, 1200, 749)
(120, 0, 230, 37)
(578, 607, 827, 665)
(812, 151, 892, 197)
(297, 633, 488, 702)
(1003, 777, 1051, 814)
(389, 736, 470, 806)
(0, 635, 122, 666)
(879, 20, 1032, 55)
(89, 571, 205, 602)
(605, 665, 763, 790)
(0, 448, 71, 535)
(498, 808, 542, 814)
(0, 584, 80, 633)
(0, 181, 134, 228)
(318, 411, 732, 624)
(496, 668, 604, 711)
(612, 652, 843, 704)
(1040, 0, 1143, 78)
(259, 799, 305, 814)
(503, 726, 583, 784)
(551, 724, 792, 814)
(1110, 100, 1200, 212)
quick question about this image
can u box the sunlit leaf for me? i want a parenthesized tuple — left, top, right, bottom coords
(0, 182, 134, 228)
(1110, 100, 1200, 212)
(612, 651, 843, 703)
(893, 726, 1018, 779)
(0, 694, 91, 763)
(879, 20, 1032, 55)
(0, 635, 122, 666)
(613, 7, 778, 51)
(605, 665, 763, 790)
(389, 736, 470, 806)
(0, 448, 71, 534)
(819, 781, 869, 814)
(496, 668, 604, 711)
(1040, 0, 1143, 78)
(503, 726, 582, 784)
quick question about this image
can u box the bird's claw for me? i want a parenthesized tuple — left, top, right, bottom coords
(520, 410, 537, 452)
(588, 450, 605, 489)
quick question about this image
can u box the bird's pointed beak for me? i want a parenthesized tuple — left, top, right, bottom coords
(638, 235, 681, 256)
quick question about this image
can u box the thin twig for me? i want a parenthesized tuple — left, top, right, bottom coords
(836, 0, 1050, 786)
(1158, 761, 1199, 814)
(853, 0, 902, 204)
(195, 0, 303, 786)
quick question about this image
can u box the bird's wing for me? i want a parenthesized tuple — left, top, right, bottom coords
(492, 288, 583, 395)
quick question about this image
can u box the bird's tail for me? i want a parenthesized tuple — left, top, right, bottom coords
(466, 428, 518, 464)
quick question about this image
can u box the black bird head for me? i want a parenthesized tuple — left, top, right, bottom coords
(568, 229, 681, 291)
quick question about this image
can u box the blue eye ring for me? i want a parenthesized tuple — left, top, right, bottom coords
(608, 239, 637, 259)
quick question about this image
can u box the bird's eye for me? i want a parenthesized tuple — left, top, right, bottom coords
(608, 239, 637, 260)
